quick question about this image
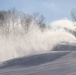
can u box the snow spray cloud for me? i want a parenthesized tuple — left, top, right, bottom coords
(0, 18, 76, 62)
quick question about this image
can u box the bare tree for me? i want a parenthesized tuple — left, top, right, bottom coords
(0, 11, 5, 27)
(9, 8, 18, 37)
(71, 8, 76, 36)
(21, 14, 32, 33)
(71, 8, 76, 22)
(38, 15, 46, 31)
(32, 13, 46, 31)
(0, 9, 47, 37)
(3, 8, 18, 37)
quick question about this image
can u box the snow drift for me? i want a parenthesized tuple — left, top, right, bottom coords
(0, 19, 76, 62)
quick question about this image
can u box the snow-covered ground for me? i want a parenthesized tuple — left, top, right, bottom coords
(0, 19, 76, 75)
(0, 51, 76, 75)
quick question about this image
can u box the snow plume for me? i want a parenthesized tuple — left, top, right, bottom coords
(0, 19, 76, 62)
(50, 19, 76, 31)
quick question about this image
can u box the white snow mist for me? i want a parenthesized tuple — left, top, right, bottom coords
(0, 19, 76, 62)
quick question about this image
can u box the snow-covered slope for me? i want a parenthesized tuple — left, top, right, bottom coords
(0, 51, 76, 75)
(0, 19, 76, 75)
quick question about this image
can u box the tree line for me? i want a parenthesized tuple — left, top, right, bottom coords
(0, 8, 76, 37)
(0, 8, 46, 37)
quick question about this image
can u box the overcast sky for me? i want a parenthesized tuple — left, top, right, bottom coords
(0, 0, 76, 24)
